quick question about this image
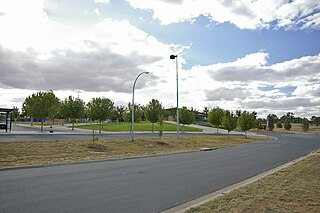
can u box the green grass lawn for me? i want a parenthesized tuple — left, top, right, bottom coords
(75, 121, 202, 132)
(188, 151, 320, 213)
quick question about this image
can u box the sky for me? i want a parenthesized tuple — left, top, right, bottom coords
(0, 0, 320, 119)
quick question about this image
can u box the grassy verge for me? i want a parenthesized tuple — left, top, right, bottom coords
(252, 123, 320, 135)
(0, 136, 265, 168)
(75, 121, 202, 132)
(188, 151, 320, 213)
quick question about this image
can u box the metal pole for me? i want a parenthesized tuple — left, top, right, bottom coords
(176, 57, 179, 139)
(131, 72, 149, 142)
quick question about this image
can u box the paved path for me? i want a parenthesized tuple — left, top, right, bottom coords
(0, 134, 319, 212)
(1, 123, 266, 142)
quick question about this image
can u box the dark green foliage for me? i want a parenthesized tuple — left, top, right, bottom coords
(23, 91, 60, 132)
(267, 114, 277, 131)
(301, 119, 309, 132)
(284, 118, 292, 130)
(276, 121, 283, 128)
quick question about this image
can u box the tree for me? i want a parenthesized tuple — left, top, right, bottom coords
(221, 110, 237, 139)
(87, 97, 114, 133)
(312, 116, 320, 126)
(283, 117, 292, 130)
(208, 107, 225, 134)
(267, 114, 277, 131)
(203, 107, 209, 117)
(237, 111, 256, 137)
(12, 106, 20, 123)
(301, 118, 309, 132)
(179, 106, 195, 131)
(60, 96, 85, 130)
(22, 91, 60, 132)
(145, 99, 163, 132)
(276, 121, 283, 128)
(115, 105, 125, 122)
(124, 103, 144, 123)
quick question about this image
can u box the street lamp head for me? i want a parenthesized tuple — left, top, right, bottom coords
(170, 55, 177, 59)
(144, 71, 150, 74)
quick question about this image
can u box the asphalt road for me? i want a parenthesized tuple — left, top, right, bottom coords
(0, 134, 319, 212)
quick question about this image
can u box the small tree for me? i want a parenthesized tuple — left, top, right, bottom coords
(158, 116, 164, 140)
(221, 110, 237, 139)
(208, 107, 225, 134)
(22, 91, 60, 132)
(87, 97, 114, 133)
(276, 121, 283, 128)
(179, 106, 195, 131)
(283, 117, 292, 130)
(267, 114, 277, 131)
(145, 99, 164, 132)
(60, 96, 85, 130)
(12, 106, 20, 124)
(301, 118, 309, 132)
(237, 111, 256, 138)
(124, 103, 144, 123)
(115, 105, 125, 122)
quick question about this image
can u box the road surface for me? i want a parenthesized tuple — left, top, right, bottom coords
(0, 133, 319, 212)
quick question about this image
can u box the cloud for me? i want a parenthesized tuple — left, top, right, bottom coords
(126, 0, 320, 30)
(243, 97, 320, 109)
(206, 87, 250, 101)
(0, 44, 161, 93)
(94, 0, 110, 4)
(94, 8, 100, 16)
(209, 54, 320, 83)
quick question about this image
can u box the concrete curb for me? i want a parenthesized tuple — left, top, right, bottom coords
(161, 148, 320, 213)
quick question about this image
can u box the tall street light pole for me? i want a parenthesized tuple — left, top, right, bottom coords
(170, 54, 179, 139)
(131, 71, 149, 142)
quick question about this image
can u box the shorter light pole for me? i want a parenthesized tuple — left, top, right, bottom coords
(131, 71, 149, 142)
(170, 54, 179, 139)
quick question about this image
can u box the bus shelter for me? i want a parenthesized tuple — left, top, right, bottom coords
(0, 108, 14, 132)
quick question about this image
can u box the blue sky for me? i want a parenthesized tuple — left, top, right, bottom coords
(0, 0, 320, 118)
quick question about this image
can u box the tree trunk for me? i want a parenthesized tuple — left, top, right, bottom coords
(72, 119, 74, 130)
(152, 123, 154, 132)
(99, 121, 102, 133)
(216, 126, 219, 134)
(228, 131, 230, 140)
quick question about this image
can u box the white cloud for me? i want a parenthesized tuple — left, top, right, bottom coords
(94, 0, 110, 4)
(94, 8, 100, 16)
(126, 0, 320, 30)
(186, 52, 320, 117)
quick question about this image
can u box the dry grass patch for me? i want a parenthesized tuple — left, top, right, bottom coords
(188, 151, 320, 213)
(253, 124, 320, 135)
(0, 136, 265, 168)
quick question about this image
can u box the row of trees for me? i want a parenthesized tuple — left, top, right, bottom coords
(22, 91, 196, 133)
(208, 107, 256, 138)
(21, 91, 319, 134)
(266, 112, 311, 132)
